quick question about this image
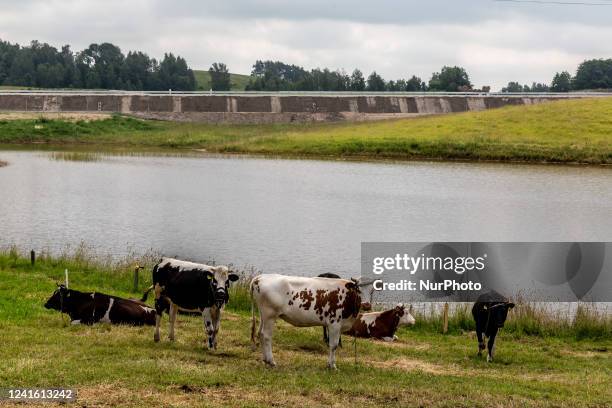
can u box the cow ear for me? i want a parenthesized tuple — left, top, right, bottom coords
(229, 273, 239, 282)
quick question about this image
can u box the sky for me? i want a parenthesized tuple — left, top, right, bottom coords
(1, 0, 611, 90)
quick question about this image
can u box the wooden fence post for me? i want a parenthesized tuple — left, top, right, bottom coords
(133, 265, 144, 292)
(443, 302, 449, 334)
(30, 250, 36, 267)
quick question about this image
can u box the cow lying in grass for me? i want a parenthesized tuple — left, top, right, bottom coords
(250, 274, 363, 369)
(472, 291, 515, 362)
(345, 304, 415, 341)
(44, 284, 156, 325)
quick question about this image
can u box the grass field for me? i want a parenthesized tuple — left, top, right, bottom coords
(1, 98, 611, 164)
(0, 250, 610, 407)
(193, 70, 251, 91)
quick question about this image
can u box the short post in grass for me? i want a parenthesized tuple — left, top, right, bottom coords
(30, 250, 35, 267)
(133, 265, 144, 292)
(442, 303, 449, 334)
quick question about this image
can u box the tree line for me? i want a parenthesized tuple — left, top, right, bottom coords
(502, 59, 612, 93)
(238, 61, 475, 92)
(0, 39, 196, 91)
(2, 39, 610, 93)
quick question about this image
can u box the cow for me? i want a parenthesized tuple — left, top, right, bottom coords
(472, 291, 515, 362)
(250, 274, 362, 369)
(143, 257, 238, 349)
(345, 304, 415, 341)
(316, 273, 372, 346)
(44, 284, 156, 326)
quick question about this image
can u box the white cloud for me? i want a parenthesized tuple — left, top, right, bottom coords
(0, 0, 611, 90)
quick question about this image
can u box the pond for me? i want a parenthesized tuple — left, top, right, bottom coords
(1, 149, 611, 276)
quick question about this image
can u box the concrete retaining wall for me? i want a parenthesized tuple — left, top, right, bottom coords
(0, 93, 574, 123)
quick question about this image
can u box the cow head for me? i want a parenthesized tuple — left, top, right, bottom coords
(44, 284, 71, 312)
(487, 302, 515, 328)
(207, 266, 239, 308)
(394, 303, 416, 326)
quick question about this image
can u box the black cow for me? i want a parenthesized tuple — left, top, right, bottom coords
(472, 291, 515, 362)
(44, 284, 156, 326)
(143, 257, 238, 349)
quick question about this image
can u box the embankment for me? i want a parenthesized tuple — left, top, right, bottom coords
(0, 91, 597, 123)
(1, 97, 610, 164)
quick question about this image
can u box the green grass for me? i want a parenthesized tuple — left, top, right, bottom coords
(1, 250, 611, 407)
(193, 70, 251, 91)
(1, 98, 611, 164)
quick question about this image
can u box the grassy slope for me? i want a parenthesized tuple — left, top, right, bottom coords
(193, 70, 251, 91)
(0, 254, 611, 407)
(0, 97, 611, 164)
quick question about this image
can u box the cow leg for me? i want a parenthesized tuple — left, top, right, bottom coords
(476, 330, 485, 356)
(487, 328, 499, 362)
(202, 308, 216, 349)
(154, 314, 162, 342)
(260, 316, 276, 367)
(168, 302, 177, 341)
(210, 306, 222, 350)
(153, 286, 166, 343)
(327, 324, 341, 370)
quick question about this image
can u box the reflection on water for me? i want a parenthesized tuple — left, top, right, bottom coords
(1, 149, 611, 279)
(48, 151, 106, 162)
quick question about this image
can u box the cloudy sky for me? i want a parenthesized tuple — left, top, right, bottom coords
(1, 0, 611, 89)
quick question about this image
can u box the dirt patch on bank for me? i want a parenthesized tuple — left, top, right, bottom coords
(0, 112, 112, 121)
(371, 357, 463, 376)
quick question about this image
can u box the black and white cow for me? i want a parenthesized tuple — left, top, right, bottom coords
(44, 285, 156, 326)
(143, 257, 238, 349)
(250, 274, 363, 369)
(472, 291, 515, 362)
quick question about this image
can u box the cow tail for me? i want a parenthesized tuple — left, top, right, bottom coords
(141, 285, 154, 302)
(250, 280, 258, 349)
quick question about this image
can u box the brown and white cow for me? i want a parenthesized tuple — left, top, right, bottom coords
(250, 274, 362, 369)
(44, 284, 156, 326)
(346, 304, 415, 341)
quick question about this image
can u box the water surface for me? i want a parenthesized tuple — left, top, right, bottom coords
(1, 150, 610, 276)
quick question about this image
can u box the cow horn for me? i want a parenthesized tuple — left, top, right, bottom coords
(357, 279, 375, 287)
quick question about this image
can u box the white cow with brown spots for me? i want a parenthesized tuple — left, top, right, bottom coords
(250, 274, 363, 369)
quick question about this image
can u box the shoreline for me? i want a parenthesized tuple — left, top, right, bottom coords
(1, 143, 611, 168)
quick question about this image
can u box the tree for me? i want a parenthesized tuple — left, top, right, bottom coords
(209, 62, 231, 91)
(366, 71, 386, 91)
(158, 53, 196, 91)
(349, 69, 365, 91)
(246, 60, 308, 91)
(573, 59, 612, 90)
(405, 75, 425, 91)
(551, 71, 572, 92)
(428, 66, 471, 92)
(530, 82, 550, 92)
(502, 81, 524, 93)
